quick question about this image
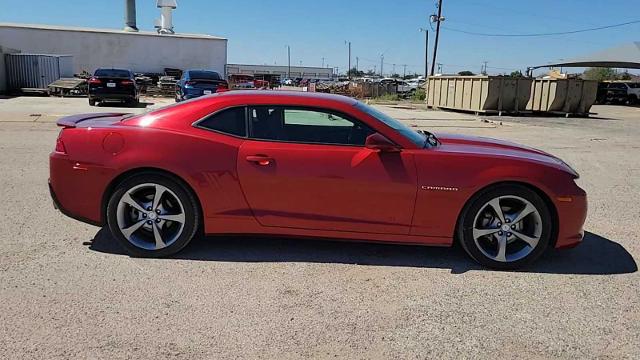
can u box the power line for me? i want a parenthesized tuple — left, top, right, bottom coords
(443, 19, 640, 37)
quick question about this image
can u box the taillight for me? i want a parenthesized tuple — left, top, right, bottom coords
(121, 79, 134, 85)
(55, 136, 67, 154)
(88, 77, 101, 84)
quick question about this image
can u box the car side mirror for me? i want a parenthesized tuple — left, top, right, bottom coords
(365, 133, 401, 152)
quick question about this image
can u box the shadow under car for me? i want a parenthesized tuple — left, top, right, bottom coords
(85, 229, 637, 275)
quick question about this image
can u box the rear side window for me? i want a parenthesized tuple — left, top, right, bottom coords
(198, 107, 246, 137)
(95, 69, 131, 78)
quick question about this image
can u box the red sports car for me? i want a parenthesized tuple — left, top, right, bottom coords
(49, 91, 587, 269)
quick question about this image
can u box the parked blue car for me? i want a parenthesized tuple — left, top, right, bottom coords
(175, 70, 228, 102)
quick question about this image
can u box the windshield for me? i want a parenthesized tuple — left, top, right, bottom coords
(95, 69, 131, 78)
(189, 71, 221, 80)
(354, 101, 427, 147)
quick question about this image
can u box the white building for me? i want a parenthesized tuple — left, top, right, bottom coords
(226, 63, 334, 80)
(0, 23, 227, 92)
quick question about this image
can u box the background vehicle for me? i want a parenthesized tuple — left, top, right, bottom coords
(175, 70, 228, 102)
(88, 68, 138, 106)
(596, 83, 629, 105)
(605, 82, 640, 104)
(228, 74, 256, 89)
(49, 91, 586, 270)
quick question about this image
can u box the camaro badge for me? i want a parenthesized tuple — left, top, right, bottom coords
(421, 185, 459, 192)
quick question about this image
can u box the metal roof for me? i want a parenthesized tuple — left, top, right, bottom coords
(0, 22, 226, 41)
(531, 42, 640, 69)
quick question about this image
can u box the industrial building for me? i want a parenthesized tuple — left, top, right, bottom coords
(0, 22, 227, 93)
(226, 63, 334, 81)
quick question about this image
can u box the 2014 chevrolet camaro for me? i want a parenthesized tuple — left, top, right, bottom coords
(49, 91, 587, 269)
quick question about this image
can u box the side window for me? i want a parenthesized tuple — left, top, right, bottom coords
(248, 106, 374, 146)
(198, 107, 246, 137)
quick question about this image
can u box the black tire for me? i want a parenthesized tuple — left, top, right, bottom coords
(106, 173, 200, 257)
(88, 98, 96, 106)
(457, 183, 552, 270)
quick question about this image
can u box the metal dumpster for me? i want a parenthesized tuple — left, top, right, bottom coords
(5, 53, 74, 92)
(426, 76, 532, 114)
(526, 79, 598, 115)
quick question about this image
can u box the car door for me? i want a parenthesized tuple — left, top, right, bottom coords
(236, 106, 418, 235)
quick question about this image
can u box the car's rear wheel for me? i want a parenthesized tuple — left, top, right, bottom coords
(457, 184, 552, 270)
(88, 98, 96, 106)
(106, 174, 199, 257)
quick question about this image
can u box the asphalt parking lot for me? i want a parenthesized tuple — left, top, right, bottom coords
(0, 95, 638, 359)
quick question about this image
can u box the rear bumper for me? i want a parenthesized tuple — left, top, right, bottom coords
(183, 88, 217, 99)
(49, 152, 109, 227)
(89, 89, 136, 100)
(49, 180, 102, 226)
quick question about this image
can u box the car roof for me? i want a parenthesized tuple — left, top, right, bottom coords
(96, 68, 131, 72)
(186, 70, 220, 73)
(212, 90, 359, 105)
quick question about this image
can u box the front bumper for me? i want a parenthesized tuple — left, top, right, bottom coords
(554, 185, 588, 249)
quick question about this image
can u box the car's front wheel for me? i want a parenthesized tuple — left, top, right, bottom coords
(457, 184, 552, 270)
(106, 173, 200, 257)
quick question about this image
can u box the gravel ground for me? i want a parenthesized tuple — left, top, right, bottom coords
(0, 96, 638, 359)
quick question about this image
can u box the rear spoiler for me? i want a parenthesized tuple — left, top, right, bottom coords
(56, 113, 129, 128)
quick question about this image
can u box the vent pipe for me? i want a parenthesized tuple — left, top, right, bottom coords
(156, 0, 177, 34)
(124, 0, 138, 32)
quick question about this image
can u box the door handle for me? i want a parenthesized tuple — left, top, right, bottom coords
(246, 155, 274, 166)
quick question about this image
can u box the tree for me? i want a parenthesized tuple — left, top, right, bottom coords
(458, 71, 475, 76)
(510, 70, 524, 77)
(618, 71, 633, 80)
(403, 73, 421, 80)
(582, 67, 618, 81)
(364, 69, 376, 76)
(391, 73, 401, 78)
(347, 67, 364, 77)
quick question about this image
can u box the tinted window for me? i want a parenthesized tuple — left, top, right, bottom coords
(249, 106, 373, 145)
(95, 69, 131, 78)
(627, 83, 640, 88)
(198, 107, 246, 137)
(189, 71, 221, 80)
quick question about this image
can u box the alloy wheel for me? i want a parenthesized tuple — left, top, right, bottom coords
(116, 183, 186, 250)
(472, 195, 542, 263)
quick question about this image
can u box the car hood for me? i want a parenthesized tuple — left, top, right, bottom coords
(433, 132, 579, 177)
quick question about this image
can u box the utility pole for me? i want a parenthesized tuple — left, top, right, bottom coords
(286, 45, 291, 79)
(437, 63, 443, 74)
(430, 0, 444, 76)
(392, 63, 396, 76)
(321, 57, 325, 68)
(356, 57, 359, 73)
(403, 64, 407, 79)
(419, 28, 429, 78)
(346, 41, 352, 80)
(482, 61, 488, 75)
(380, 54, 384, 77)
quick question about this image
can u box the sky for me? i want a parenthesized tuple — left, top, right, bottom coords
(0, 0, 638, 76)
